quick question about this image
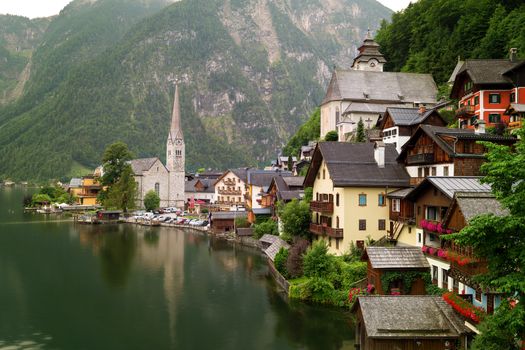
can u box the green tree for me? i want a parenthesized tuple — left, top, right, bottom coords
(355, 118, 366, 143)
(324, 130, 338, 142)
(449, 127, 525, 348)
(32, 193, 52, 205)
(105, 165, 136, 212)
(100, 142, 133, 187)
(143, 190, 160, 212)
(254, 219, 278, 238)
(303, 240, 336, 278)
(287, 155, 293, 171)
(278, 199, 311, 238)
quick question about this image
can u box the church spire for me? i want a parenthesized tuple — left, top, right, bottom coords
(169, 84, 183, 141)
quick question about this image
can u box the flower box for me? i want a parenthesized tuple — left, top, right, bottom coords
(442, 291, 486, 323)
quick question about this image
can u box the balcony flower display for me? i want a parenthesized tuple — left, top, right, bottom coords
(419, 219, 452, 234)
(443, 292, 486, 324)
(348, 287, 366, 303)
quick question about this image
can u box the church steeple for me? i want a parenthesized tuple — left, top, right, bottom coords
(169, 84, 183, 141)
(351, 29, 387, 72)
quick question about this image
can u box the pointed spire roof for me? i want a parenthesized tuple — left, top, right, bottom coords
(351, 30, 387, 69)
(169, 84, 183, 141)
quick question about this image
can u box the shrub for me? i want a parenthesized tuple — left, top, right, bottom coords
(253, 219, 278, 239)
(274, 248, 289, 278)
(286, 238, 309, 278)
(201, 208, 209, 214)
(144, 190, 160, 211)
(342, 241, 364, 263)
(324, 130, 338, 141)
(303, 240, 336, 278)
(234, 216, 250, 228)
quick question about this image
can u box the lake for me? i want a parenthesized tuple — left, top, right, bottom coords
(0, 187, 355, 350)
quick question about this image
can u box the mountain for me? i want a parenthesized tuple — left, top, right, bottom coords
(0, 0, 391, 181)
(375, 0, 525, 85)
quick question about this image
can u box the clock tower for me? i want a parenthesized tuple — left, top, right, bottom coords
(166, 85, 185, 208)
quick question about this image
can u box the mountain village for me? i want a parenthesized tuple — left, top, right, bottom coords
(21, 30, 521, 349)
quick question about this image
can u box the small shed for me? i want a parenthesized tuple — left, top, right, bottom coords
(96, 210, 122, 221)
(353, 295, 471, 350)
(259, 234, 290, 262)
(236, 227, 254, 237)
(363, 246, 429, 295)
(210, 211, 247, 233)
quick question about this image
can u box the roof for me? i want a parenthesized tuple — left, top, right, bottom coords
(259, 234, 290, 261)
(211, 211, 247, 220)
(445, 192, 509, 225)
(304, 142, 410, 188)
(248, 170, 291, 188)
(364, 247, 429, 269)
(69, 178, 82, 188)
(283, 176, 304, 188)
(382, 107, 445, 127)
(322, 70, 438, 105)
(398, 125, 516, 160)
(185, 178, 214, 193)
(129, 158, 160, 176)
(506, 103, 525, 113)
(343, 102, 404, 115)
(406, 176, 491, 201)
(214, 168, 251, 186)
(355, 296, 470, 339)
(236, 228, 254, 237)
(386, 187, 414, 199)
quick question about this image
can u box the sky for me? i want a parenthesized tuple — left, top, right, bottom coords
(0, 0, 413, 18)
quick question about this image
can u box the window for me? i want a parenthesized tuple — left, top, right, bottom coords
(510, 92, 516, 103)
(432, 265, 438, 281)
(359, 220, 366, 230)
(336, 193, 339, 207)
(424, 167, 430, 177)
(168, 150, 171, 156)
(378, 219, 385, 230)
(155, 183, 160, 195)
(464, 81, 473, 91)
(418, 167, 423, 177)
(317, 171, 320, 180)
(378, 193, 385, 206)
(358, 194, 367, 206)
(392, 129, 397, 135)
(489, 113, 501, 123)
(474, 95, 479, 105)
(336, 216, 340, 228)
(431, 167, 437, 176)
(323, 169, 326, 179)
(489, 93, 501, 104)
(443, 166, 449, 176)
(442, 268, 448, 287)
(475, 290, 482, 303)
(328, 237, 332, 247)
(392, 198, 400, 212)
(356, 240, 365, 250)
(335, 107, 340, 123)
(426, 206, 438, 221)
(335, 238, 339, 250)
(316, 192, 319, 201)
(417, 232, 422, 243)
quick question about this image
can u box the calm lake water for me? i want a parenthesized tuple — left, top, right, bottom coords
(0, 187, 355, 350)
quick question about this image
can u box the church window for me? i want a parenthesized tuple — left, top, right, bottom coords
(155, 183, 160, 195)
(168, 151, 171, 156)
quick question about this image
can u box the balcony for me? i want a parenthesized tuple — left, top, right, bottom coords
(455, 105, 476, 118)
(406, 152, 434, 165)
(508, 120, 522, 130)
(223, 179, 237, 186)
(310, 200, 334, 214)
(309, 223, 343, 238)
(218, 189, 242, 195)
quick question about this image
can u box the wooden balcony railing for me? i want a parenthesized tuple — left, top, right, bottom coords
(407, 152, 434, 165)
(218, 189, 242, 195)
(455, 105, 476, 118)
(223, 179, 237, 186)
(309, 223, 343, 238)
(310, 201, 334, 213)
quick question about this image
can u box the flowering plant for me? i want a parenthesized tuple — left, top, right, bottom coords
(348, 287, 366, 303)
(443, 292, 486, 323)
(366, 283, 375, 294)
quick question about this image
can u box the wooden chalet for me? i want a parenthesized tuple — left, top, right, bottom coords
(261, 174, 304, 217)
(353, 296, 471, 350)
(363, 247, 429, 295)
(210, 211, 247, 233)
(398, 124, 516, 185)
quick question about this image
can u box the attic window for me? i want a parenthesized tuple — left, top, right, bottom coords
(363, 92, 369, 99)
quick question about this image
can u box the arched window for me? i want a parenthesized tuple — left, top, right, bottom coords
(155, 183, 160, 195)
(335, 107, 340, 123)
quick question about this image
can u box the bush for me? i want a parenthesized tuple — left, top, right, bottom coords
(342, 241, 364, 263)
(303, 240, 336, 278)
(328, 260, 367, 290)
(253, 220, 278, 239)
(235, 216, 250, 228)
(274, 248, 289, 278)
(201, 208, 209, 214)
(286, 238, 309, 278)
(324, 130, 338, 141)
(144, 190, 160, 211)
(278, 199, 311, 238)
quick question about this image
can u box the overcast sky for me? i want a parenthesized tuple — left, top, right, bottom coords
(0, 0, 413, 18)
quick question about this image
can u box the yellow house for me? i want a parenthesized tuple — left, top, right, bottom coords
(304, 142, 410, 255)
(68, 175, 102, 206)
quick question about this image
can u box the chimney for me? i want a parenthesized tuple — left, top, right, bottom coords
(510, 48, 518, 62)
(475, 120, 486, 134)
(418, 104, 427, 115)
(374, 141, 385, 168)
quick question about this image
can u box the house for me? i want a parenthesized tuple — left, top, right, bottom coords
(214, 168, 250, 211)
(68, 176, 102, 206)
(245, 170, 291, 223)
(259, 234, 290, 262)
(386, 187, 415, 246)
(320, 32, 437, 140)
(353, 296, 471, 350)
(68, 178, 83, 199)
(210, 211, 247, 233)
(304, 142, 410, 255)
(363, 246, 429, 295)
(379, 105, 447, 153)
(261, 174, 304, 218)
(184, 178, 215, 204)
(437, 192, 509, 314)
(397, 124, 516, 185)
(277, 156, 297, 171)
(299, 141, 316, 161)
(449, 49, 525, 130)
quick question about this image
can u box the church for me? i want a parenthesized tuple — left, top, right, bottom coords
(130, 86, 186, 209)
(320, 30, 438, 141)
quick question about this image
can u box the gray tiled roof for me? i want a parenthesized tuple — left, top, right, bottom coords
(211, 211, 247, 220)
(343, 102, 404, 115)
(385, 107, 436, 126)
(69, 178, 82, 188)
(185, 179, 215, 193)
(386, 187, 414, 199)
(356, 296, 470, 338)
(129, 158, 159, 175)
(365, 247, 429, 269)
(311, 142, 410, 187)
(259, 234, 290, 261)
(426, 177, 491, 199)
(248, 170, 291, 187)
(322, 70, 437, 105)
(453, 192, 509, 222)
(282, 176, 304, 188)
(457, 59, 523, 85)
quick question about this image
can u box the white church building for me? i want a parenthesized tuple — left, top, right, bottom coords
(131, 86, 186, 209)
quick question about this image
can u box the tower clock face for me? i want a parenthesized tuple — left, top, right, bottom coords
(175, 139, 183, 146)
